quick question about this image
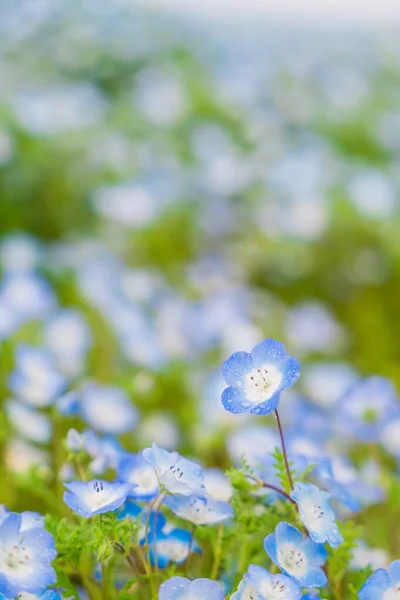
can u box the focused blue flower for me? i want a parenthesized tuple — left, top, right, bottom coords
(235, 564, 302, 600)
(9, 345, 66, 408)
(359, 560, 400, 600)
(63, 479, 133, 518)
(145, 527, 200, 568)
(337, 376, 399, 442)
(80, 383, 139, 435)
(0, 513, 56, 597)
(264, 522, 328, 588)
(165, 493, 233, 525)
(221, 338, 300, 415)
(290, 483, 343, 548)
(142, 443, 203, 495)
(117, 452, 160, 501)
(158, 577, 223, 600)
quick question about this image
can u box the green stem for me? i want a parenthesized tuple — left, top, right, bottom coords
(210, 523, 224, 580)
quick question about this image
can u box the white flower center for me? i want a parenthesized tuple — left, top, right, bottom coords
(243, 365, 282, 404)
(383, 587, 400, 600)
(130, 468, 158, 493)
(157, 539, 188, 562)
(301, 500, 326, 533)
(0, 544, 32, 577)
(84, 481, 112, 508)
(187, 497, 212, 523)
(278, 542, 308, 577)
(258, 577, 291, 600)
(241, 584, 259, 600)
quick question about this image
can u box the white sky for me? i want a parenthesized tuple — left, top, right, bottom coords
(136, 0, 400, 26)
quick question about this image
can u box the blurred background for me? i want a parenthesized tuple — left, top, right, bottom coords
(1, 0, 400, 503)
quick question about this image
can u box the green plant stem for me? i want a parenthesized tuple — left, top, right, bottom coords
(144, 489, 165, 596)
(274, 408, 294, 491)
(210, 523, 223, 580)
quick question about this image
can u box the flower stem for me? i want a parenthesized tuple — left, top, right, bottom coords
(274, 408, 294, 491)
(210, 523, 224, 580)
(144, 490, 165, 595)
(247, 475, 295, 504)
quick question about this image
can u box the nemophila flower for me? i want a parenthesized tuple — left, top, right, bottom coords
(43, 309, 91, 375)
(6, 400, 52, 444)
(221, 338, 300, 415)
(359, 560, 400, 600)
(203, 468, 233, 502)
(80, 383, 139, 435)
(238, 565, 302, 600)
(145, 527, 200, 568)
(0, 512, 56, 597)
(350, 541, 389, 571)
(117, 453, 160, 501)
(142, 443, 203, 495)
(264, 522, 328, 588)
(63, 479, 133, 518)
(158, 577, 223, 600)
(1, 273, 54, 322)
(164, 493, 233, 525)
(290, 483, 343, 548)
(65, 429, 123, 475)
(9, 345, 66, 408)
(227, 425, 279, 467)
(336, 376, 399, 442)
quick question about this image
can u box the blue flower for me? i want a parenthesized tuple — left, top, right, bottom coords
(264, 522, 328, 588)
(165, 493, 233, 525)
(142, 443, 203, 496)
(117, 453, 160, 501)
(235, 565, 302, 600)
(63, 479, 133, 518)
(0, 512, 57, 597)
(9, 345, 66, 408)
(337, 376, 399, 442)
(80, 383, 139, 435)
(202, 468, 233, 502)
(359, 560, 400, 600)
(290, 483, 343, 548)
(6, 400, 52, 444)
(43, 309, 91, 376)
(221, 338, 300, 415)
(145, 527, 200, 568)
(159, 577, 223, 600)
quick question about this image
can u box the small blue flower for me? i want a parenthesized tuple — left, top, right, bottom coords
(117, 452, 160, 501)
(80, 383, 139, 435)
(337, 376, 399, 442)
(9, 345, 66, 408)
(63, 479, 133, 518)
(165, 493, 233, 525)
(221, 338, 300, 415)
(0, 512, 57, 597)
(264, 522, 328, 588)
(43, 309, 91, 376)
(359, 560, 400, 600)
(159, 577, 224, 600)
(290, 483, 343, 548)
(145, 527, 200, 568)
(6, 400, 52, 444)
(238, 564, 302, 600)
(142, 443, 203, 496)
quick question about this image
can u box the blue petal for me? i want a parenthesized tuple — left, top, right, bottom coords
(251, 339, 286, 368)
(0, 513, 21, 550)
(359, 569, 391, 600)
(221, 352, 253, 386)
(159, 577, 190, 600)
(221, 387, 253, 414)
(301, 566, 328, 588)
(301, 537, 328, 566)
(389, 561, 400, 584)
(264, 533, 278, 565)
(281, 356, 301, 389)
(190, 579, 224, 600)
(275, 521, 303, 546)
(250, 391, 280, 415)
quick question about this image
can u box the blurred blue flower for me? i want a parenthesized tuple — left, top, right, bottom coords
(0, 512, 56, 597)
(165, 493, 233, 525)
(158, 577, 223, 600)
(264, 522, 328, 587)
(290, 483, 343, 548)
(142, 443, 203, 496)
(203, 468, 233, 502)
(43, 309, 91, 376)
(117, 453, 160, 501)
(80, 383, 139, 435)
(63, 479, 133, 518)
(9, 345, 66, 408)
(6, 400, 52, 444)
(146, 527, 200, 568)
(337, 376, 399, 442)
(221, 338, 300, 415)
(359, 560, 400, 600)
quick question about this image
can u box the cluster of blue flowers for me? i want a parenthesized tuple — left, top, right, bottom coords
(1, 336, 396, 599)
